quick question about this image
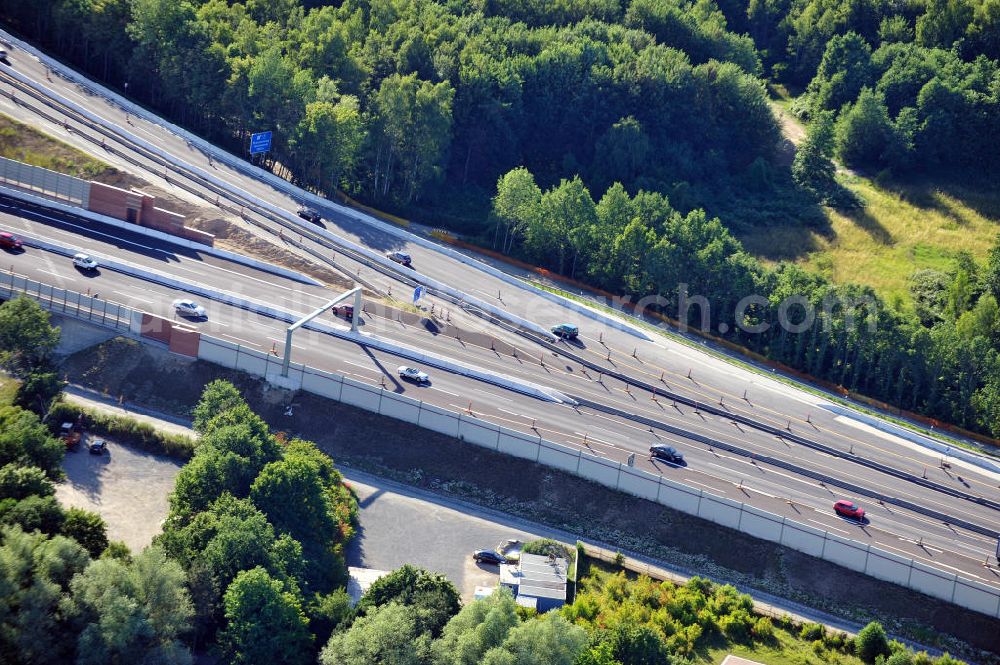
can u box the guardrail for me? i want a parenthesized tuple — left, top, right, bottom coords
(2, 272, 998, 619)
(0, 270, 132, 331)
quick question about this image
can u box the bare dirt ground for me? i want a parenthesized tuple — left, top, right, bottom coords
(56, 436, 181, 552)
(59, 337, 1000, 660)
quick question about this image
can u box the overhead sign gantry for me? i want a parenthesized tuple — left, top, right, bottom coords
(281, 284, 362, 377)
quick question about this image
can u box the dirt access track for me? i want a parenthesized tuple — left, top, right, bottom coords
(60, 337, 1000, 659)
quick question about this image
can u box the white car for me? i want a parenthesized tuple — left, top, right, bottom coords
(72, 253, 98, 270)
(172, 298, 207, 318)
(397, 365, 429, 383)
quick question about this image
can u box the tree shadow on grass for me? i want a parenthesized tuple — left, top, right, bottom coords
(877, 173, 1000, 225)
(840, 202, 893, 245)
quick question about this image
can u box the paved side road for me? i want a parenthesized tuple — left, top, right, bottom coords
(345, 472, 548, 600)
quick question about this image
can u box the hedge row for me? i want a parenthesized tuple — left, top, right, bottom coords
(47, 401, 197, 459)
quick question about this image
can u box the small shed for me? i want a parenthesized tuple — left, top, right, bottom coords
(499, 553, 568, 612)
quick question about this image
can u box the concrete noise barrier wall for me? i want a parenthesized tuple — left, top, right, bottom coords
(185, 326, 997, 620)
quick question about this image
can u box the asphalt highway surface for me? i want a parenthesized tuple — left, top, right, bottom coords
(2, 203, 999, 588)
(1, 37, 999, 590)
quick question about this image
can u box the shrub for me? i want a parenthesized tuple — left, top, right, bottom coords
(0, 494, 64, 533)
(718, 610, 753, 643)
(856, 622, 891, 663)
(0, 463, 53, 499)
(101, 540, 132, 562)
(887, 651, 914, 665)
(824, 631, 847, 651)
(62, 507, 109, 558)
(813, 639, 825, 654)
(751, 616, 774, 641)
(47, 401, 196, 459)
(800, 622, 825, 641)
(522, 538, 576, 564)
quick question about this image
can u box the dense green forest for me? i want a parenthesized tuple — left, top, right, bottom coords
(3, 1, 1000, 435)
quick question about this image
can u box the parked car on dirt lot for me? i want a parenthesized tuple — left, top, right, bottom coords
(834, 499, 865, 520)
(59, 422, 81, 449)
(88, 438, 107, 455)
(473, 549, 507, 565)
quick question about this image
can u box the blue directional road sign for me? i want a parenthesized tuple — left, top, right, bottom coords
(250, 130, 272, 155)
(413, 286, 425, 304)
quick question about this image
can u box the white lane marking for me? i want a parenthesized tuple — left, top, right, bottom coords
(433, 387, 461, 398)
(679, 478, 724, 492)
(112, 290, 152, 304)
(473, 387, 512, 402)
(36, 268, 64, 279)
(222, 334, 258, 347)
(807, 519, 850, 536)
(342, 360, 378, 372)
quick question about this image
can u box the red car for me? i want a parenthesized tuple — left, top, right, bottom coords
(834, 500, 865, 520)
(0, 232, 23, 250)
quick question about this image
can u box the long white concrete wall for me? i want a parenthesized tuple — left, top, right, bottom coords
(0, 271, 133, 331)
(193, 331, 1000, 620)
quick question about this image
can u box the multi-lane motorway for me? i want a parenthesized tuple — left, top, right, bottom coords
(1, 36, 999, 591)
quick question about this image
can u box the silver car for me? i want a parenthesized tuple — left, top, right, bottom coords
(172, 298, 207, 318)
(397, 365, 429, 383)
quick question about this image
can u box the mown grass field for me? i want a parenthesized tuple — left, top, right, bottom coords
(741, 176, 1000, 306)
(745, 94, 1000, 307)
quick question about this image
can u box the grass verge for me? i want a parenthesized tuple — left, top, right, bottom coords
(0, 112, 118, 180)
